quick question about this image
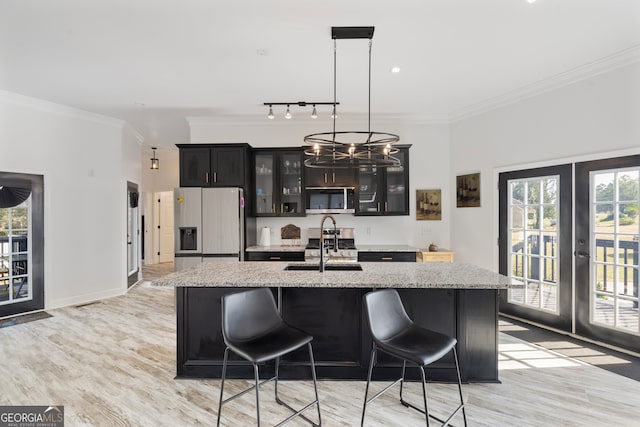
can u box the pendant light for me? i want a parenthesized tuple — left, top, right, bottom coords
(303, 27, 400, 169)
(150, 147, 159, 170)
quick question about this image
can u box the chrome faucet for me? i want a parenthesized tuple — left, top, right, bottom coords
(319, 214, 338, 272)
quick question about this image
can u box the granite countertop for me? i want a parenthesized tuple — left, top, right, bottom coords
(356, 244, 420, 252)
(153, 259, 511, 289)
(246, 245, 306, 252)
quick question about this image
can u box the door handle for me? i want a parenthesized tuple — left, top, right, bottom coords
(574, 251, 590, 259)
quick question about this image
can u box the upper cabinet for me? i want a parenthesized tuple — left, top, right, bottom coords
(178, 144, 250, 188)
(253, 148, 305, 217)
(356, 146, 410, 216)
(305, 167, 356, 187)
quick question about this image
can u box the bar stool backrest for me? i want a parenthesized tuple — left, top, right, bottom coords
(222, 288, 282, 342)
(363, 289, 413, 342)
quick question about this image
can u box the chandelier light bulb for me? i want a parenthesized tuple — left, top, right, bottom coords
(268, 106, 274, 119)
(311, 105, 318, 119)
(313, 143, 320, 156)
(285, 105, 292, 119)
(348, 143, 356, 158)
(331, 106, 337, 119)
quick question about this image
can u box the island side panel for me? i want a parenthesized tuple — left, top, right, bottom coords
(279, 287, 368, 379)
(457, 289, 500, 382)
(176, 286, 276, 379)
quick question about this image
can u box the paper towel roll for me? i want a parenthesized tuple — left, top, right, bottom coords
(260, 226, 271, 246)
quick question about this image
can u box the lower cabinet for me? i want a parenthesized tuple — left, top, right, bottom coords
(358, 251, 417, 262)
(246, 251, 305, 261)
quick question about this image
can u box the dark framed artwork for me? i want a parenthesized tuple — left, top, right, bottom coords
(416, 189, 441, 220)
(456, 173, 480, 207)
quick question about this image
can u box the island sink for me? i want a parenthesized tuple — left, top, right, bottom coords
(284, 263, 363, 271)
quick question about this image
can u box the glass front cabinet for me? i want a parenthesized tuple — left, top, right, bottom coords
(254, 149, 304, 217)
(356, 146, 410, 216)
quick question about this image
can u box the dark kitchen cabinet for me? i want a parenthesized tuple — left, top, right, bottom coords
(358, 251, 417, 262)
(356, 146, 410, 216)
(305, 167, 356, 187)
(177, 144, 250, 188)
(246, 251, 305, 261)
(253, 148, 305, 217)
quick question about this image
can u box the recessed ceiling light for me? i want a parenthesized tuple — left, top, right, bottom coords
(391, 67, 401, 73)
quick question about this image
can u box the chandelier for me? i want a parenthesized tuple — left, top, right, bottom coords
(304, 26, 400, 169)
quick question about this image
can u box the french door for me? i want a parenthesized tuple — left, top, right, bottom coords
(0, 172, 44, 318)
(499, 164, 573, 331)
(575, 156, 640, 353)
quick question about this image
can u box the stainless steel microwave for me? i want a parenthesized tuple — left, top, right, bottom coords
(305, 187, 355, 214)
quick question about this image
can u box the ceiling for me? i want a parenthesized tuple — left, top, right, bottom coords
(2, 0, 639, 150)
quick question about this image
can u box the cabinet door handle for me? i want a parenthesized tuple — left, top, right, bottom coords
(272, 203, 276, 213)
(205, 172, 209, 184)
(377, 202, 380, 211)
(385, 201, 388, 211)
(269, 256, 281, 260)
(381, 257, 393, 261)
(280, 203, 284, 213)
(324, 172, 328, 183)
(213, 172, 217, 183)
(332, 172, 335, 182)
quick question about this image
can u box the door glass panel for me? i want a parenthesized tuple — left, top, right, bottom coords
(358, 166, 380, 213)
(386, 152, 406, 213)
(507, 176, 560, 313)
(279, 153, 302, 215)
(590, 168, 640, 333)
(507, 176, 559, 312)
(255, 154, 275, 214)
(0, 198, 31, 306)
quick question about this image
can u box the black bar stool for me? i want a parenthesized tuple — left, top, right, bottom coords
(361, 289, 467, 427)
(217, 288, 322, 426)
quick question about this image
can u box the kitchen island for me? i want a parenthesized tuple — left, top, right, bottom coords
(154, 260, 510, 383)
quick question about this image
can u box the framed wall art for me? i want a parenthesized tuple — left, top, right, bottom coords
(456, 173, 480, 207)
(416, 189, 441, 220)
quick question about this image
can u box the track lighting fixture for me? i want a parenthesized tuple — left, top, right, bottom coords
(263, 102, 339, 120)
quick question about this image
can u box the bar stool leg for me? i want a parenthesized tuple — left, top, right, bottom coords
(419, 366, 430, 427)
(308, 342, 322, 426)
(254, 363, 261, 427)
(453, 348, 468, 426)
(399, 359, 407, 403)
(361, 345, 377, 427)
(216, 347, 229, 427)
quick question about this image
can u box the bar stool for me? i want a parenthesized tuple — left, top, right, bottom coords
(217, 288, 322, 426)
(361, 289, 467, 427)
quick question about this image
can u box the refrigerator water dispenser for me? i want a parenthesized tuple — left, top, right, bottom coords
(179, 227, 198, 251)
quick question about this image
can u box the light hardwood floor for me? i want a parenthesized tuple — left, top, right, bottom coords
(1, 283, 640, 426)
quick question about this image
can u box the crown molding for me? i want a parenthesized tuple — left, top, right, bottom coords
(0, 90, 125, 128)
(449, 44, 640, 123)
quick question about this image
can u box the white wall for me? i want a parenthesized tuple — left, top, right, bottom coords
(188, 116, 451, 248)
(450, 62, 640, 269)
(0, 91, 138, 309)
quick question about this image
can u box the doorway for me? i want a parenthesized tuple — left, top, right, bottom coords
(127, 182, 139, 288)
(0, 172, 44, 318)
(499, 155, 640, 353)
(575, 156, 640, 352)
(499, 164, 573, 331)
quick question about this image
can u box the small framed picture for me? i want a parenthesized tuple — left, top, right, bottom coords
(416, 189, 441, 220)
(456, 173, 480, 207)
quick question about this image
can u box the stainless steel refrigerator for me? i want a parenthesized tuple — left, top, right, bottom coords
(174, 187, 248, 271)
